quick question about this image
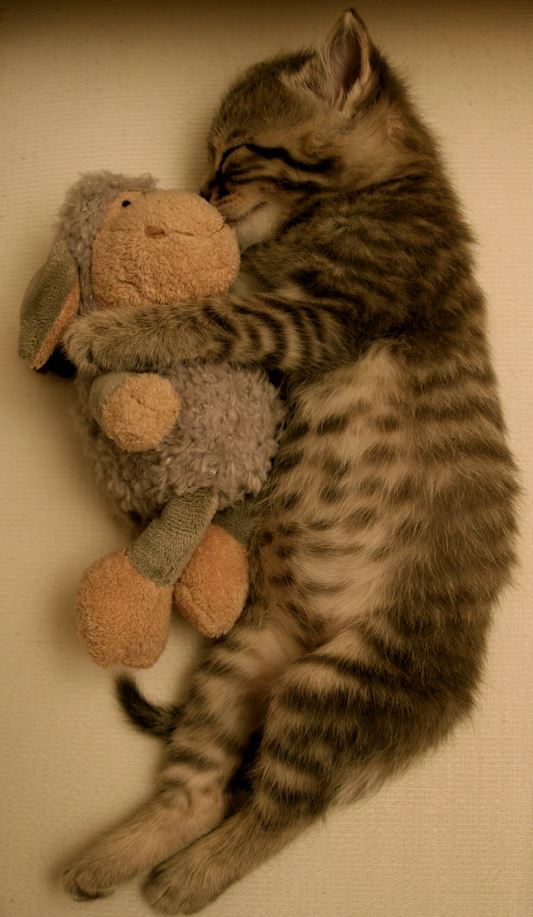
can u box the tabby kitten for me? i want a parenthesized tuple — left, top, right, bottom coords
(63, 9, 518, 913)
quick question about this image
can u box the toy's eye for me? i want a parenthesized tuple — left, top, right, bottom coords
(121, 200, 132, 208)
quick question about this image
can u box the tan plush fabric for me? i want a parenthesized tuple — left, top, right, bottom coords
(99, 373, 181, 452)
(92, 191, 240, 308)
(76, 549, 173, 668)
(174, 524, 249, 637)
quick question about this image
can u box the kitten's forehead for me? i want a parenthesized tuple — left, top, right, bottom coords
(209, 51, 316, 151)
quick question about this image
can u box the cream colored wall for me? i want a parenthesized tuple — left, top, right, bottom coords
(1, 2, 531, 915)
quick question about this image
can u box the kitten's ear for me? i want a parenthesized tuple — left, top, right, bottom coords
(287, 8, 374, 110)
(321, 8, 373, 108)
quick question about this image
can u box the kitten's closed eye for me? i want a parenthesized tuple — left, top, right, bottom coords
(202, 146, 254, 199)
(201, 146, 276, 246)
(219, 144, 247, 168)
(202, 140, 335, 251)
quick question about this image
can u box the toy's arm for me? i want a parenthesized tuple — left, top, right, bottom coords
(88, 373, 181, 452)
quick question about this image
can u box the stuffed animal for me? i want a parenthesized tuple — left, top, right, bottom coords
(19, 171, 283, 668)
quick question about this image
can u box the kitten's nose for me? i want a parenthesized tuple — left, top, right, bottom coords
(200, 176, 222, 203)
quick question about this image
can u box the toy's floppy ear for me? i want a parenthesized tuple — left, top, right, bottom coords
(18, 237, 80, 371)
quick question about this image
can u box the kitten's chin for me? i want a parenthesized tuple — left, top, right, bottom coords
(229, 202, 278, 250)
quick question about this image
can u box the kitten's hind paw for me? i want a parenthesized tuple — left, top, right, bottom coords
(144, 848, 222, 915)
(62, 862, 115, 902)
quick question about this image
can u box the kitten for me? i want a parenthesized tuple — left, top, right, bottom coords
(63, 9, 518, 913)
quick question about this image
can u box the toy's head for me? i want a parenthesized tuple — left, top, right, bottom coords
(19, 171, 240, 372)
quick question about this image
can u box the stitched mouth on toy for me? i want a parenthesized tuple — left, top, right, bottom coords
(144, 225, 167, 238)
(143, 226, 225, 239)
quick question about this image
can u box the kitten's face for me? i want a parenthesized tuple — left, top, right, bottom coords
(199, 10, 431, 253)
(201, 54, 330, 250)
(200, 10, 414, 252)
(200, 140, 288, 252)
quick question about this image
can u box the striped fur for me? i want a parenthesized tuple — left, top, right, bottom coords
(63, 10, 518, 913)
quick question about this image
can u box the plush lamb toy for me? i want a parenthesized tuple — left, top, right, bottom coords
(19, 171, 283, 668)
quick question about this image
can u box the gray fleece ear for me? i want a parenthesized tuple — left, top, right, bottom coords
(19, 170, 159, 369)
(18, 237, 80, 370)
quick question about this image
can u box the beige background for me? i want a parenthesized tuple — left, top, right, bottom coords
(1, 2, 532, 915)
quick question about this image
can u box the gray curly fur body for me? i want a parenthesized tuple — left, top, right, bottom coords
(76, 365, 283, 522)
(60, 170, 282, 523)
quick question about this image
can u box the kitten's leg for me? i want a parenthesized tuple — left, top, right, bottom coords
(62, 612, 303, 901)
(142, 626, 411, 914)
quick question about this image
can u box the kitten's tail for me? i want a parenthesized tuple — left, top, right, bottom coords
(114, 675, 180, 740)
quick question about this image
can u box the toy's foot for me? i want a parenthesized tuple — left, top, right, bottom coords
(77, 550, 172, 668)
(174, 525, 248, 638)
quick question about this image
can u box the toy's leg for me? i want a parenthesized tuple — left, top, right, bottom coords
(76, 550, 173, 669)
(77, 491, 218, 668)
(174, 498, 261, 638)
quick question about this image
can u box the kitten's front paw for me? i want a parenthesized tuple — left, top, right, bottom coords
(63, 309, 151, 374)
(62, 314, 100, 373)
